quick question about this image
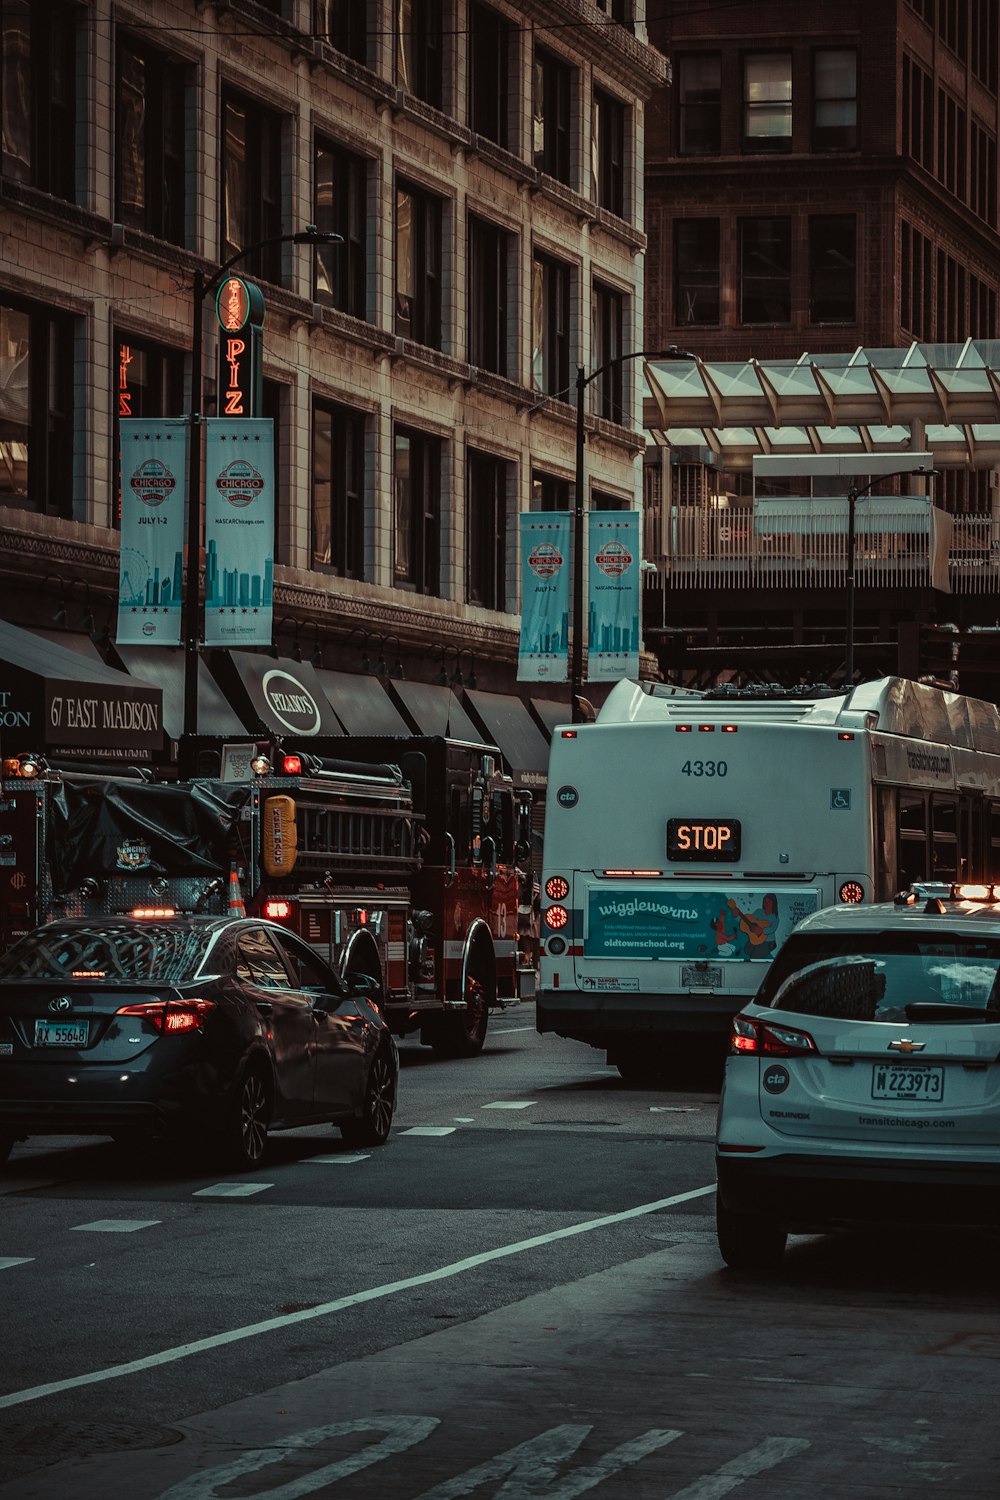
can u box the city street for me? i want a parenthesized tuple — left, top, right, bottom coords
(0, 1006, 997, 1498)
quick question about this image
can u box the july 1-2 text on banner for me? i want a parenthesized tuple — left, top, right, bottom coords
(203, 419, 275, 648)
(117, 419, 187, 646)
(517, 513, 571, 682)
(587, 510, 641, 682)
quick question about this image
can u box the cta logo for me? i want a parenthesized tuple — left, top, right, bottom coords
(762, 1063, 790, 1095)
(594, 540, 633, 577)
(216, 459, 264, 508)
(129, 458, 176, 508)
(262, 669, 321, 735)
(528, 543, 564, 579)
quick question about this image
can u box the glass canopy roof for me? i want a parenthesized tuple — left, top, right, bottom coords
(642, 341, 1000, 468)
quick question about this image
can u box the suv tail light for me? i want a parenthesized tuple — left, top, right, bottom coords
(116, 999, 216, 1034)
(730, 1013, 816, 1057)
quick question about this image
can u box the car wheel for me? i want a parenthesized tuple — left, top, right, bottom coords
(430, 975, 490, 1058)
(716, 1197, 787, 1270)
(224, 1065, 270, 1169)
(340, 1045, 396, 1147)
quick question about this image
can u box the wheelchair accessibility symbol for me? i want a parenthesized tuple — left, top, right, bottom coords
(831, 788, 851, 810)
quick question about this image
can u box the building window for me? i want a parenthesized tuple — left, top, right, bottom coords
(469, 216, 513, 376)
(115, 335, 184, 527)
(674, 220, 720, 326)
(394, 427, 440, 595)
(221, 92, 283, 283)
(314, 0, 367, 66)
(533, 46, 572, 184)
(531, 470, 571, 510)
(116, 36, 187, 245)
(813, 49, 857, 151)
(810, 215, 856, 322)
(678, 53, 721, 155)
(592, 88, 626, 218)
(0, 0, 76, 199)
(395, 181, 442, 348)
(739, 217, 791, 323)
(743, 53, 792, 153)
(532, 251, 571, 399)
(314, 136, 367, 319)
(467, 449, 508, 611)
(396, 0, 442, 110)
(469, 2, 511, 147)
(312, 398, 365, 578)
(591, 282, 625, 423)
(0, 296, 74, 517)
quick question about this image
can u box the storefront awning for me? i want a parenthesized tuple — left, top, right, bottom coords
(115, 646, 247, 741)
(465, 691, 551, 789)
(530, 696, 572, 739)
(0, 619, 162, 759)
(388, 680, 487, 744)
(211, 651, 344, 738)
(315, 669, 410, 736)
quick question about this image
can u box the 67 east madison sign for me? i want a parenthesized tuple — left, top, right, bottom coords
(44, 682, 161, 752)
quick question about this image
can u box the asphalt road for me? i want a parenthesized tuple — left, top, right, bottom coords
(0, 1006, 997, 1499)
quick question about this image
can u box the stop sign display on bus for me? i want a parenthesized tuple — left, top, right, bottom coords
(666, 818, 741, 862)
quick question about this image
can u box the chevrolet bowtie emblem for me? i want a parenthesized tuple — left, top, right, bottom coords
(888, 1038, 926, 1053)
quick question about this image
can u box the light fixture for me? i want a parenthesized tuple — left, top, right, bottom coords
(250, 753, 271, 775)
(51, 593, 68, 627)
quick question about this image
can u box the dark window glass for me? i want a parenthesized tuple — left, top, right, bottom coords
(593, 88, 625, 216)
(0, 923, 210, 983)
(470, 2, 510, 147)
(314, 0, 367, 65)
(314, 136, 367, 318)
(221, 92, 283, 283)
(744, 52, 792, 153)
(531, 470, 571, 510)
(271, 930, 345, 994)
(312, 398, 365, 578)
(394, 426, 441, 596)
(116, 36, 187, 244)
(469, 216, 511, 376)
(396, 0, 442, 109)
(467, 449, 508, 610)
(533, 46, 572, 184)
(674, 219, 720, 326)
(898, 791, 928, 886)
(678, 53, 721, 154)
(0, 295, 73, 517)
(531, 252, 570, 398)
(814, 48, 857, 150)
(592, 282, 624, 422)
(236, 927, 293, 988)
(115, 334, 184, 528)
(1, 0, 76, 199)
(395, 181, 442, 348)
(932, 795, 959, 880)
(739, 217, 791, 323)
(809, 215, 856, 322)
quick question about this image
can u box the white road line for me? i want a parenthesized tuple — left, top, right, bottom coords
(305, 1154, 370, 1165)
(0, 1182, 717, 1410)
(667, 1436, 811, 1499)
(192, 1183, 273, 1198)
(399, 1127, 457, 1137)
(70, 1220, 161, 1233)
(492, 1025, 536, 1033)
(0, 1258, 34, 1270)
(482, 1101, 537, 1110)
(453, 1117, 475, 1123)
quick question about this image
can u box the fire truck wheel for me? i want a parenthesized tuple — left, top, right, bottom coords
(223, 1063, 271, 1169)
(340, 1045, 396, 1147)
(430, 975, 490, 1058)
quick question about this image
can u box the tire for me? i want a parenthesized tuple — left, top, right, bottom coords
(430, 975, 490, 1058)
(340, 1045, 396, 1147)
(716, 1196, 787, 1270)
(223, 1065, 270, 1169)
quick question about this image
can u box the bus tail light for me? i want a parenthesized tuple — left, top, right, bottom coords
(838, 881, 864, 904)
(545, 876, 569, 900)
(544, 905, 569, 930)
(729, 1014, 816, 1057)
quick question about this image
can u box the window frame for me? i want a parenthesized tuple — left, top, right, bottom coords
(468, 214, 513, 376)
(466, 448, 508, 611)
(592, 87, 626, 217)
(312, 396, 366, 580)
(809, 214, 857, 324)
(591, 281, 625, 424)
(674, 218, 721, 327)
(396, 0, 443, 110)
(677, 52, 722, 155)
(0, 293, 74, 518)
(314, 134, 368, 319)
(221, 89, 284, 283)
(743, 51, 793, 154)
(738, 216, 792, 324)
(313, 0, 368, 66)
(531, 250, 571, 399)
(395, 179, 443, 349)
(469, 1, 511, 147)
(0, 0, 77, 200)
(393, 425, 441, 597)
(533, 45, 573, 185)
(115, 33, 187, 245)
(813, 47, 858, 152)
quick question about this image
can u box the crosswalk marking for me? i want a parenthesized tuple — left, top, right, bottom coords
(192, 1183, 273, 1198)
(70, 1220, 161, 1233)
(399, 1127, 457, 1137)
(305, 1154, 370, 1165)
(0, 1257, 34, 1270)
(483, 1101, 537, 1110)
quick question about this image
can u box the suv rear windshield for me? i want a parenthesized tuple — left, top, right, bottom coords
(0, 924, 209, 984)
(757, 931, 1000, 1024)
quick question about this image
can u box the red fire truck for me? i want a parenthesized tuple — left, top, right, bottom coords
(0, 736, 533, 1057)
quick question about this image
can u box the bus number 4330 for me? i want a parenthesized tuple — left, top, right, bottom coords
(681, 760, 727, 777)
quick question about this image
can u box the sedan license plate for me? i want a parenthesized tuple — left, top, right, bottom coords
(33, 1019, 89, 1048)
(681, 963, 723, 989)
(871, 1064, 944, 1102)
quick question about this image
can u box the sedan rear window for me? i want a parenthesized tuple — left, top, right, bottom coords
(759, 931, 1000, 1024)
(0, 924, 210, 984)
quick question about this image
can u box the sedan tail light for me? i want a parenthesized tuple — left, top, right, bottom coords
(116, 999, 216, 1034)
(730, 1013, 816, 1057)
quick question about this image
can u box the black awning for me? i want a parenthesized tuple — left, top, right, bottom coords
(211, 650, 345, 738)
(0, 619, 163, 758)
(465, 690, 551, 789)
(530, 696, 572, 740)
(315, 669, 410, 735)
(115, 646, 248, 741)
(388, 680, 486, 744)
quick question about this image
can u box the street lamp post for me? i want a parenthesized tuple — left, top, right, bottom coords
(571, 345, 695, 723)
(180, 227, 340, 775)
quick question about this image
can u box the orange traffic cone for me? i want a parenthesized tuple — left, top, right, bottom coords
(228, 868, 246, 917)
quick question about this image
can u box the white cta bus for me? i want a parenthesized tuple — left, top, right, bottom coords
(537, 676, 1000, 1082)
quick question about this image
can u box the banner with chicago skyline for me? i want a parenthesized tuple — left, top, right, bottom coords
(203, 419, 275, 648)
(587, 510, 640, 682)
(116, 419, 187, 646)
(517, 513, 571, 682)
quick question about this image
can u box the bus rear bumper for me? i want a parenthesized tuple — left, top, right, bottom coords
(536, 989, 738, 1043)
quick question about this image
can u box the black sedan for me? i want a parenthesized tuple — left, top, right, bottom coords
(0, 914, 398, 1168)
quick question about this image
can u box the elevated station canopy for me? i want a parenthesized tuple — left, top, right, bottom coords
(642, 340, 1000, 470)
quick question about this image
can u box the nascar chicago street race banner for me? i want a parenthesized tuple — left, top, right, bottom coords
(517, 513, 571, 682)
(117, 419, 187, 646)
(203, 419, 275, 648)
(587, 510, 640, 682)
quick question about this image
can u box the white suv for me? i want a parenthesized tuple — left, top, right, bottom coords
(715, 885, 1000, 1270)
